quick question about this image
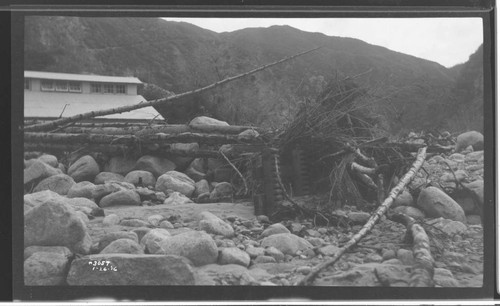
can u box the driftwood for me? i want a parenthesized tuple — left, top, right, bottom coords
(318, 137, 388, 163)
(24, 132, 262, 145)
(60, 124, 263, 135)
(24, 46, 322, 132)
(389, 213, 434, 287)
(295, 146, 428, 286)
(350, 162, 376, 175)
(24, 142, 223, 158)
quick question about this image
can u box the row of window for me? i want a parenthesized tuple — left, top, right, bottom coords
(24, 78, 127, 94)
(91, 83, 126, 94)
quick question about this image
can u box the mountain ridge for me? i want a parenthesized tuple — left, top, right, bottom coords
(24, 16, 482, 133)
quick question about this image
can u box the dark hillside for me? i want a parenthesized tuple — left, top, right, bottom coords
(25, 17, 477, 133)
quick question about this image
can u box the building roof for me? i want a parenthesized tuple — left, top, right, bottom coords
(24, 71, 143, 84)
(24, 91, 163, 120)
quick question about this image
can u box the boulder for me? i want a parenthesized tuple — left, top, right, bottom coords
(97, 231, 139, 252)
(318, 245, 341, 256)
(124, 170, 156, 187)
(434, 268, 459, 287)
(131, 227, 153, 241)
(147, 214, 164, 227)
(156, 171, 195, 197)
(102, 214, 121, 226)
(24, 190, 61, 212)
(67, 181, 96, 199)
(104, 156, 136, 176)
(120, 219, 151, 227)
(156, 230, 218, 266)
(184, 158, 207, 182)
(159, 220, 175, 229)
(24, 160, 61, 185)
(260, 233, 313, 255)
(393, 190, 414, 207)
(440, 170, 468, 183)
(194, 264, 259, 286)
(134, 155, 176, 177)
(392, 206, 425, 220)
(455, 131, 483, 152)
(237, 129, 259, 142)
(184, 167, 206, 182)
(189, 116, 229, 127)
(209, 182, 233, 201)
(67, 254, 195, 285)
(373, 264, 411, 286)
(218, 247, 251, 267)
(254, 255, 277, 264)
(396, 249, 415, 265)
(245, 246, 266, 259)
(167, 155, 194, 172)
(199, 211, 234, 237)
(24, 252, 70, 285)
(24, 201, 92, 254)
(37, 154, 58, 167)
(94, 172, 125, 184)
(140, 228, 171, 254)
(264, 246, 285, 262)
(260, 223, 290, 238)
(193, 179, 210, 197)
(68, 155, 100, 182)
(462, 180, 484, 208)
(99, 190, 141, 208)
(465, 151, 484, 162)
(24, 246, 72, 261)
(33, 174, 75, 195)
(100, 238, 144, 255)
(417, 187, 466, 223)
(347, 212, 371, 224)
(164, 191, 193, 205)
(426, 217, 468, 236)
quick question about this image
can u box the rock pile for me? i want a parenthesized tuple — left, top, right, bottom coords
(22, 130, 484, 286)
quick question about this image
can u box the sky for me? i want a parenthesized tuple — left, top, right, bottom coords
(162, 18, 483, 68)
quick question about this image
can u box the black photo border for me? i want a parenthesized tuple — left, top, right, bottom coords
(7, 0, 497, 302)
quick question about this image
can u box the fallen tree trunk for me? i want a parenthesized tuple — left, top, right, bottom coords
(389, 213, 434, 287)
(295, 146, 428, 286)
(24, 46, 322, 132)
(61, 124, 263, 135)
(24, 131, 263, 145)
(24, 142, 223, 158)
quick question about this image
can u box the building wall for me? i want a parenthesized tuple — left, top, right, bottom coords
(30, 79, 41, 92)
(26, 78, 138, 96)
(127, 84, 137, 95)
(82, 82, 91, 94)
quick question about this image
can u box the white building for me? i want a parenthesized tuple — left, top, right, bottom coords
(24, 71, 163, 120)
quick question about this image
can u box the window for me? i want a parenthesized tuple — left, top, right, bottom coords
(41, 80, 54, 91)
(69, 81, 82, 92)
(103, 84, 114, 94)
(24, 78, 30, 90)
(91, 83, 102, 93)
(115, 84, 126, 94)
(55, 81, 68, 92)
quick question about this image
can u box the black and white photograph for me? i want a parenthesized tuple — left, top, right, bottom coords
(13, 3, 495, 302)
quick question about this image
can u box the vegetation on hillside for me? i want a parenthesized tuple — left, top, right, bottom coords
(24, 17, 483, 134)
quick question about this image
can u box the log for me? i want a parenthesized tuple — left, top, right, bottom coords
(23, 142, 223, 158)
(295, 146, 428, 286)
(24, 132, 263, 145)
(61, 124, 264, 135)
(350, 162, 376, 175)
(389, 213, 434, 287)
(24, 46, 323, 132)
